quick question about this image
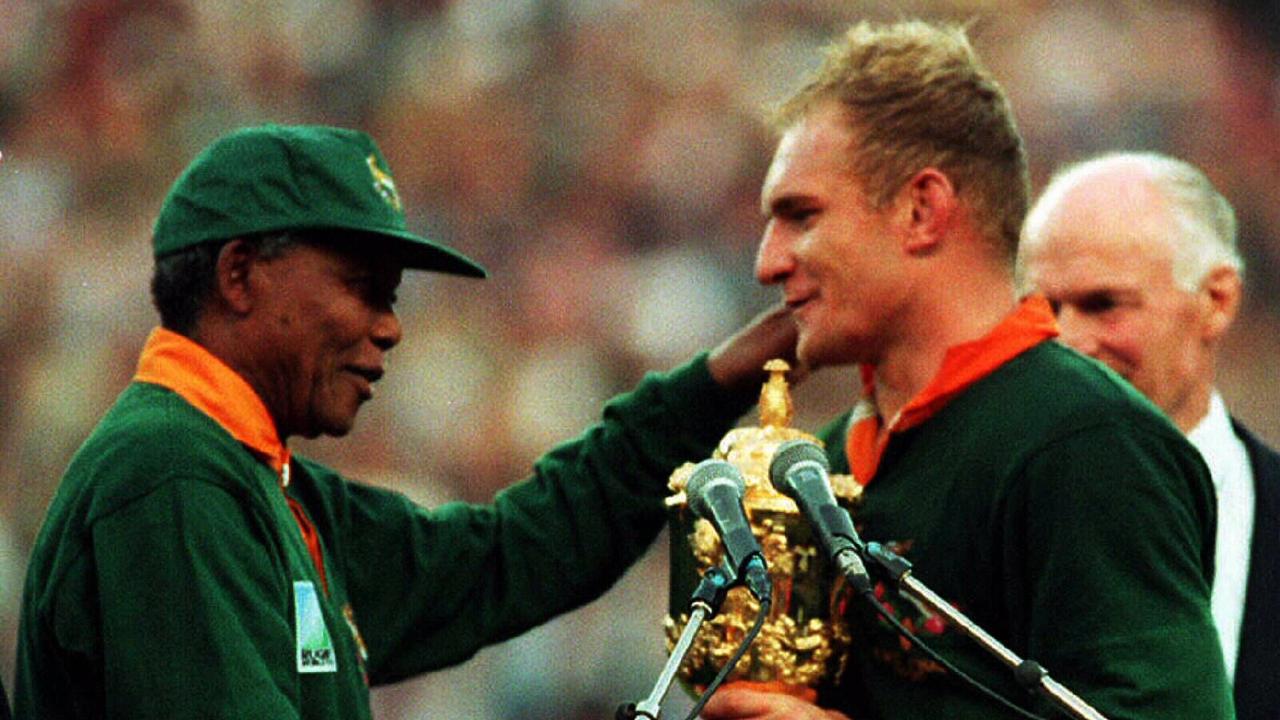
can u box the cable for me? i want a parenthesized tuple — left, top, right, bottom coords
(681, 597, 772, 720)
(668, 582, 1045, 719)
(856, 589, 1049, 720)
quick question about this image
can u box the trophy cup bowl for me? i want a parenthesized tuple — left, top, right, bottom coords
(664, 360, 862, 700)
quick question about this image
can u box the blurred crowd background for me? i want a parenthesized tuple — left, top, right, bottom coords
(1, 0, 1277, 717)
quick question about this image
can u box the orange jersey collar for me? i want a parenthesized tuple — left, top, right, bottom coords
(134, 327, 291, 478)
(846, 295, 1059, 485)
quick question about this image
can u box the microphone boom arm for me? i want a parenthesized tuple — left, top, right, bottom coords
(863, 542, 1109, 720)
(617, 562, 742, 720)
(767, 441, 1106, 720)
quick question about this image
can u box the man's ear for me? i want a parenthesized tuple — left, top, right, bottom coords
(215, 239, 256, 314)
(899, 168, 956, 255)
(1199, 264, 1242, 341)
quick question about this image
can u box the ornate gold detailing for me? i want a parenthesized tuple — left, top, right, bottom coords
(759, 359, 794, 428)
(665, 511, 855, 688)
(665, 359, 861, 693)
(666, 359, 860, 510)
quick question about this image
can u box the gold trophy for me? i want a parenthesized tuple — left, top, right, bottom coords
(664, 360, 862, 701)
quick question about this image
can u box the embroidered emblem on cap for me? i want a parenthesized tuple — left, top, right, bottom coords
(366, 154, 402, 211)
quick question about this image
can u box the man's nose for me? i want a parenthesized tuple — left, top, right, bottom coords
(755, 222, 795, 285)
(372, 310, 402, 351)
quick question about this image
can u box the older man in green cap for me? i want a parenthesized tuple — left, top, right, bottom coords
(13, 124, 798, 719)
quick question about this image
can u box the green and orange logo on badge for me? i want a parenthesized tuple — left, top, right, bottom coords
(294, 580, 338, 673)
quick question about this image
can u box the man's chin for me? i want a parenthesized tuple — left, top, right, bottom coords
(797, 336, 862, 371)
(303, 416, 358, 439)
(323, 421, 356, 438)
(796, 336, 836, 370)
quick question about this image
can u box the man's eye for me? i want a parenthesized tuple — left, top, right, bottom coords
(350, 278, 395, 306)
(788, 208, 818, 226)
(376, 282, 400, 308)
(1078, 295, 1117, 313)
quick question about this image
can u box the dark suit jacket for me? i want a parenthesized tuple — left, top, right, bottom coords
(1232, 419, 1280, 720)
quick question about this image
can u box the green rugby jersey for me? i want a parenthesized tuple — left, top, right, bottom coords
(818, 340, 1233, 719)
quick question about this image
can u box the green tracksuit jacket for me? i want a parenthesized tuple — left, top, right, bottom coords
(15, 353, 750, 719)
(816, 341, 1234, 719)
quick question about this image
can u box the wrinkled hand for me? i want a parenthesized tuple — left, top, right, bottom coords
(706, 304, 804, 394)
(698, 686, 851, 720)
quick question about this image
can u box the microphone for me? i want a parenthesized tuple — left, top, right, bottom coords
(768, 439, 872, 593)
(685, 459, 771, 602)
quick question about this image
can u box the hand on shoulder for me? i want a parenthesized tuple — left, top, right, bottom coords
(706, 304, 804, 393)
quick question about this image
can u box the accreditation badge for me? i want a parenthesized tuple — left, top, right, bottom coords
(294, 580, 338, 673)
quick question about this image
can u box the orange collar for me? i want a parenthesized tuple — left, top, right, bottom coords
(846, 295, 1059, 485)
(134, 327, 291, 481)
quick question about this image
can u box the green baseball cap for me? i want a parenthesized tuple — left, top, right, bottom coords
(152, 124, 487, 278)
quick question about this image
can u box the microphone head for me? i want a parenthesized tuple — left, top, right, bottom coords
(769, 439, 830, 494)
(686, 459, 746, 520)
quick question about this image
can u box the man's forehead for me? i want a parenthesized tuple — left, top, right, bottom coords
(761, 109, 858, 207)
(1034, 161, 1177, 235)
(304, 236, 407, 277)
(1023, 231, 1177, 301)
(1029, 185, 1180, 264)
(1027, 230, 1163, 271)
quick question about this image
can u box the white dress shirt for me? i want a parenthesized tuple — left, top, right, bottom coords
(1186, 390, 1255, 682)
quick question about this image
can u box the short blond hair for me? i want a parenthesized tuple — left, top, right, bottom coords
(771, 20, 1028, 256)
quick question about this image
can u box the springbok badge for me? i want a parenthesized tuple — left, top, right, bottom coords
(366, 154, 402, 212)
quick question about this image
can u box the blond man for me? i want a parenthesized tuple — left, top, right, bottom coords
(703, 22, 1231, 720)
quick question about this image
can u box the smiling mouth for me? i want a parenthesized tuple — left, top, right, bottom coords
(346, 367, 384, 399)
(785, 295, 814, 312)
(350, 367, 383, 383)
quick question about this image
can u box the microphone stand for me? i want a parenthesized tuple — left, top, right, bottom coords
(616, 566, 734, 720)
(860, 542, 1109, 720)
